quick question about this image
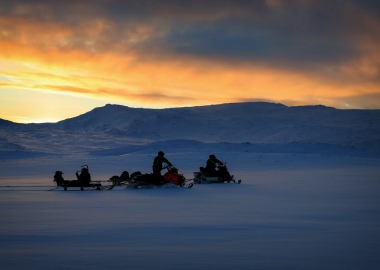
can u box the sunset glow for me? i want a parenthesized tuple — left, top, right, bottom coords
(1, 0, 380, 123)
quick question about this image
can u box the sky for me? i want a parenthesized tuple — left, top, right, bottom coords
(1, 0, 380, 123)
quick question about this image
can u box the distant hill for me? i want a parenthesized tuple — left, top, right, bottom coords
(53, 102, 380, 146)
(1, 102, 380, 157)
(0, 118, 18, 127)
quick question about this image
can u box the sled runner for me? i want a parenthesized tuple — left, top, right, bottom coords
(193, 162, 241, 184)
(54, 181, 102, 191)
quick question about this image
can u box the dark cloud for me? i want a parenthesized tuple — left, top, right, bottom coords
(1, 0, 380, 81)
(160, 21, 355, 66)
(106, 1, 379, 65)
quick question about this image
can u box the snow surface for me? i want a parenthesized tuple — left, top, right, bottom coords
(0, 102, 380, 270)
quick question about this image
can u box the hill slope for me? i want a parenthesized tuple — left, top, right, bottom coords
(55, 102, 380, 145)
(1, 102, 379, 157)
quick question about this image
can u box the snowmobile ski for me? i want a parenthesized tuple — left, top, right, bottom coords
(193, 172, 242, 184)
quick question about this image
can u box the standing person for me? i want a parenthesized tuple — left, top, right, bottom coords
(152, 151, 172, 176)
(205, 154, 223, 177)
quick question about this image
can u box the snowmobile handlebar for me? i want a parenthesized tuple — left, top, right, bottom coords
(162, 165, 177, 171)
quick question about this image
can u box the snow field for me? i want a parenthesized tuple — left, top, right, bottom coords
(1, 151, 379, 270)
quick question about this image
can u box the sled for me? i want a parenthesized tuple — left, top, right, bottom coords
(53, 167, 102, 191)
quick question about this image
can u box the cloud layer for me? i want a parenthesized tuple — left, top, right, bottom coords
(1, 0, 380, 121)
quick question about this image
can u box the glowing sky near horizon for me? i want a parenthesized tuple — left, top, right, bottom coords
(1, 0, 380, 123)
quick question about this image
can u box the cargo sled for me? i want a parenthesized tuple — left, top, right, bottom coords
(193, 162, 241, 184)
(109, 171, 130, 186)
(53, 167, 102, 191)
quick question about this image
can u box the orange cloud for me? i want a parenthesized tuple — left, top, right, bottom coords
(1, 1, 380, 124)
(2, 44, 377, 111)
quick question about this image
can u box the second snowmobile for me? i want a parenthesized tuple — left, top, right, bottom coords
(193, 162, 241, 184)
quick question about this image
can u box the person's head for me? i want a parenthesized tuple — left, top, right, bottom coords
(209, 154, 216, 160)
(158, 151, 164, 157)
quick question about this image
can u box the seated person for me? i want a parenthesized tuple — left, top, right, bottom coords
(53, 171, 65, 186)
(205, 154, 223, 177)
(76, 167, 91, 185)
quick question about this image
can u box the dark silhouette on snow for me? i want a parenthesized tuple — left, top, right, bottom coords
(152, 151, 172, 176)
(205, 154, 224, 177)
(53, 166, 101, 191)
(195, 155, 240, 184)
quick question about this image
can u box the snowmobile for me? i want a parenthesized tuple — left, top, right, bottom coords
(193, 162, 241, 184)
(53, 166, 102, 191)
(120, 165, 193, 189)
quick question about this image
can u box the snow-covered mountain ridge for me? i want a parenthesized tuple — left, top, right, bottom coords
(0, 102, 379, 157)
(55, 102, 380, 144)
